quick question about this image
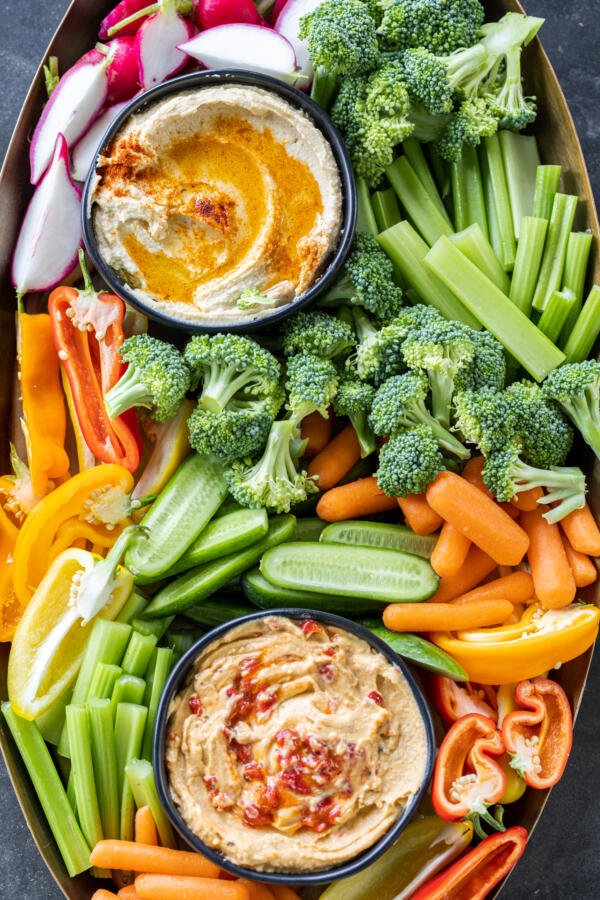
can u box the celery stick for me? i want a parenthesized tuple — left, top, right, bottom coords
(372, 188, 402, 232)
(499, 131, 540, 239)
(66, 705, 107, 876)
(36, 688, 72, 746)
(125, 758, 176, 848)
(402, 138, 452, 228)
(560, 231, 594, 345)
(2, 703, 91, 877)
(537, 288, 577, 344)
(480, 146, 501, 265)
(310, 66, 339, 110)
(533, 165, 562, 220)
(481, 134, 516, 271)
(377, 221, 480, 328)
(88, 699, 120, 841)
(88, 663, 122, 702)
(114, 703, 147, 841)
(509, 217, 548, 316)
(387, 156, 454, 246)
(111, 674, 146, 714)
(451, 146, 488, 240)
(356, 177, 378, 237)
(448, 224, 510, 294)
(532, 194, 578, 311)
(116, 591, 148, 624)
(131, 617, 173, 639)
(142, 647, 174, 761)
(427, 144, 451, 199)
(563, 285, 600, 363)
(424, 236, 565, 381)
(121, 630, 158, 678)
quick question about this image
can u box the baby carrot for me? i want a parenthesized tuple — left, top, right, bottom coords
(270, 888, 302, 900)
(521, 508, 577, 609)
(430, 523, 471, 578)
(383, 598, 514, 631)
(426, 471, 530, 565)
(510, 486, 544, 512)
(135, 875, 249, 900)
(462, 456, 519, 518)
(430, 545, 497, 603)
(452, 571, 535, 606)
(308, 423, 361, 490)
(118, 888, 141, 899)
(397, 494, 443, 535)
(90, 841, 219, 878)
(563, 536, 598, 588)
(92, 891, 120, 900)
(316, 476, 397, 521)
(135, 806, 158, 847)
(300, 410, 333, 459)
(560, 503, 600, 556)
(236, 881, 276, 900)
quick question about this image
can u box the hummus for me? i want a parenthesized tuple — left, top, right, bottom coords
(91, 85, 343, 324)
(166, 616, 429, 873)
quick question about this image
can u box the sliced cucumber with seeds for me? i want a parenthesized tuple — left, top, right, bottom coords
(242, 568, 381, 616)
(363, 621, 468, 680)
(260, 542, 438, 603)
(321, 521, 437, 559)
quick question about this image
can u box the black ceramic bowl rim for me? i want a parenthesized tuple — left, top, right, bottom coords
(82, 69, 357, 334)
(153, 608, 435, 885)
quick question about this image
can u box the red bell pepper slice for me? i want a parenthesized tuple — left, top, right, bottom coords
(411, 825, 528, 900)
(432, 713, 507, 837)
(430, 675, 498, 727)
(501, 677, 573, 789)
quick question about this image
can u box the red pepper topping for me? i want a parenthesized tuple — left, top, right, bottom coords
(242, 803, 274, 827)
(243, 762, 265, 782)
(301, 619, 322, 636)
(318, 662, 335, 682)
(300, 797, 342, 833)
(368, 690, 384, 706)
(281, 767, 312, 795)
(323, 645, 336, 657)
(188, 694, 202, 716)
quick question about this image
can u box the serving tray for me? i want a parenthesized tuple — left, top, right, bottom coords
(0, 1, 598, 897)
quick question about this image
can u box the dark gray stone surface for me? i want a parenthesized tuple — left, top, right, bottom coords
(0, 1, 598, 898)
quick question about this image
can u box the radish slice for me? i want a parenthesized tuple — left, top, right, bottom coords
(275, 0, 323, 82)
(71, 101, 130, 182)
(194, 0, 262, 29)
(30, 50, 109, 184)
(136, 9, 194, 89)
(12, 135, 82, 294)
(106, 35, 141, 102)
(179, 24, 298, 84)
(99, 0, 152, 39)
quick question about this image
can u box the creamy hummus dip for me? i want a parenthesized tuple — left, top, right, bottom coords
(91, 85, 343, 324)
(166, 616, 429, 873)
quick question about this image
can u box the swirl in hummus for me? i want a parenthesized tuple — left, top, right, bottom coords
(90, 85, 343, 324)
(165, 616, 429, 873)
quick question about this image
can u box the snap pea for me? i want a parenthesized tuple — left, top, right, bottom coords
(321, 520, 437, 559)
(363, 621, 468, 680)
(242, 568, 381, 616)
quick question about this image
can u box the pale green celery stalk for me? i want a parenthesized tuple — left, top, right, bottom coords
(142, 647, 174, 761)
(66, 705, 108, 877)
(121, 630, 158, 678)
(116, 591, 148, 624)
(448, 224, 510, 294)
(509, 217, 549, 316)
(131, 617, 174, 640)
(499, 131, 540, 239)
(402, 139, 453, 228)
(111, 674, 146, 714)
(480, 145, 501, 264)
(356, 177, 378, 237)
(88, 699, 119, 840)
(537, 288, 577, 344)
(559, 231, 594, 345)
(563, 285, 600, 363)
(533, 165, 562, 220)
(532, 194, 578, 311)
(427, 144, 451, 199)
(481, 134, 516, 271)
(386, 156, 454, 246)
(424, 236, 565, 381)
(125, 758, 176, 848)
(450, 145, 488, 240)
(310, 66, 339, 110)
(1, 703, 91, 877)
(36, 688, 72, 746)
(114, 703, 147, 841)
(88, 663, 122, 701)
(377, 221, 480, 328)
(57, 619, 132, 758)
(371, 188, 402, 232)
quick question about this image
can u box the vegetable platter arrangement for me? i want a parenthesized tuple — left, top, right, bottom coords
(0, 0, 599, 898)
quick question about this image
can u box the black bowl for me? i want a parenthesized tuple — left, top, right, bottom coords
(153, 608, 435, 886)
(82, 69, 357, 334)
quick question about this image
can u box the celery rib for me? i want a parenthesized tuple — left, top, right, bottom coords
(481, 134, 516, 271)
(509, 217, 548, 316)
(449, 224, 509, 294)
(532, 193, 578, 312)
(115, 703, 148, 841)
(88, 699, 120, 841)
(537, 289, 577, 344)
(498, 131, 540, 239)
(66, 705, 107, 876)
(125, 758, 176, 848)
(563, 285, 600, 363)
(142, 647, 174, 761)
(387, 156, 454, 246)
(560, 231, 594, 345)
(371, 188, 402, 233)
(532, 165, 562, 220)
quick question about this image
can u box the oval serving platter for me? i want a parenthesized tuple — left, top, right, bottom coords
(0, 1, 598, 897)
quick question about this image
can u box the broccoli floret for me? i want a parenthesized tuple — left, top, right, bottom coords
(376, 425, 444, 497)
(236, 287, 276, 311)
(454, 330, 506, 393)
(453, 387, 511, 455)
(352, 307, 407, 385)
(377, 0, 485, 55)
(285, 353, 339, 420)
(183, 334, 281, 412)
(333, 377, 377, 457)
(395, 48, 455, 116)
(298, 0, 380, 77)
(435, 96, 499, 160)
(369, 371, 470, 458)
(282, 311, 355, 360)
(187, 406, 274, 462)
(488, 43, 536, 130)
(504, 380, 573, 468)
(104, 334, 190, 423)
(542, 361, 600, 461)
(483, 440, 586, 523)
(322, 233, 403, 319)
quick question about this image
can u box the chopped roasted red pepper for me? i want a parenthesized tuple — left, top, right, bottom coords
(502, 678, 572, 789)
(430, 675, 498, 726)
(368, 690, 384, 705)
(188, 694, 202, 716)
(302, 619, 322, 636)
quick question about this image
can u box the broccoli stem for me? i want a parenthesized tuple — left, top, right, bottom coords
(532, 165, 562, 220)
(310, 65, 340, 110)
(349, 410, 377, 458)
(104, 365, 152, 419)
(449, 224, 510, 294)
(372, 188, 402, 232)
(428, 370, 455, 431)
(402, 139, 453, 229)
(498, 131, 540, 240)
(509, 216, 548, 316)
(558, 391, 600, 460)
(481, 134, 516, 271)
(560, 231, 594, 345)
(451, 145, 488, 240)
(356, 177, 379, 238)
(563, 285, 600, 364)
(512, 461, 586, 523)
(537, 288, 577, 344)
(532, 193, 578, 312)
(387, 156, 455, 247)
(418, 403, 470, 459)
(200, 364, 261, 412)
(351, 306, 378, 345)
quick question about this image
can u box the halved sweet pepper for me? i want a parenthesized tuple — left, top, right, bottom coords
(0, 505, 20, 641)
(502, 678, 573, 790)
(0, 444, 46, 525)
(430, 675, 498, 726)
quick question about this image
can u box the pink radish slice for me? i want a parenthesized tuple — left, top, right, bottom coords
(194, 0, 261, 29)
(71, 101, 130, 182)
(13, 134, 82, 294)
(270, 0, 287, 23)
(275, 0, 323, 82)
(99, 0, 152, 39)
(179, 24, 298, 84)
(30, 49, 109, 184)
(136, 9, 194, 89)
(106, 36, 141, 102)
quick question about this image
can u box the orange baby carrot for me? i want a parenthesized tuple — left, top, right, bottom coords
(383, 598, 513, 631)
(426, 471, 529, 565)
(270, 888, 302, 900)
(118, 888, 141, 899)
(92, 891, 120, 900)
(430, 545, 497, 603)
(300, 410, 333, 459)
(135, 806, 158, 847)
(510, 486, 544, 512)
(430, 523, 471, 578)
(316, 476, 397, 521)
(236, 881, 276, 900)
(462, 456, 519, 518)
(521, 508, 577, 609)
(397, 494, 443, 536)
(135, 875, 249, 900)
(560, 503, 600, 556)
(307, 423, 361, 490)
(452, 571, 535, 606)
(562, 535, 598, 588)
(90, 842, 219, 878)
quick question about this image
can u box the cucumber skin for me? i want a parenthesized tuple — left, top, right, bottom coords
(294, 517, 327, 542)
(184, 598, 256, 628)
(364, 622, 468, 681)
(321, 520, 437, 559)
(242, 568, 381, 616)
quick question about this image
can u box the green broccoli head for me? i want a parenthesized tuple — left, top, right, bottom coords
(104, 334, 190, 423)
(435, 97, 499, 160)
(298, 0, 380, 76)
(281, 311, 355, 360)
(376, 425, 445, 497)
(542, 361, 600, 461)
(236, 287, 276, 311)
(505, 380, 573, 468)
(396, 48, 455, 116)
(285, 353, 339, 421)
(333, 376, 377, 457)
(183, 334, 281, 412)
(377, 0, 485, 55)
(454, 329, 507, 393)
(453, 387, 511, 455)
(324, 233, 404, 319)
(187, 406, 274, 462)
(353, 308, 407, 385)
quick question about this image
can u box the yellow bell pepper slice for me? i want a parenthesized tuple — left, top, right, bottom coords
(0, 506, 21, 642)
(47, 518, 124, 565)
(132, 399, 193, 501)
